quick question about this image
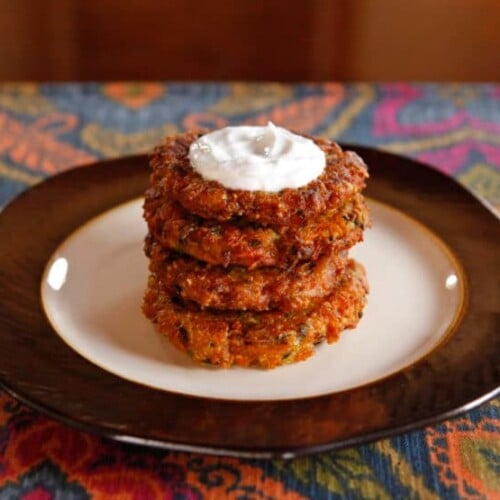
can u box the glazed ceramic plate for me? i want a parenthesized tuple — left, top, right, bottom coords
(40, 198, 465, 401)
(0, 146, 498, 458)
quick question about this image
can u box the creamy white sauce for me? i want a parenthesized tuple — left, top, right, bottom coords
(188, 122, 326, 191)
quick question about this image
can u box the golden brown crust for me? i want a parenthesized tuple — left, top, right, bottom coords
(143, 192, 370, 269)
(142, 260, 368, 368)
(147, 240, 349, 312)
(149, 130, 369, 226)
(142, 129, 370, 369)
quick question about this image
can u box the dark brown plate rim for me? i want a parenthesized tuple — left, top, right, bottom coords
(0, 145, 498, 459)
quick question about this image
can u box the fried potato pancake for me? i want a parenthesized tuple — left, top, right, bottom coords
(142, 260, 368, 368)
(144, 192, 369, 269)
(149, 130, 368, 226)
(147, 240, 349, 312)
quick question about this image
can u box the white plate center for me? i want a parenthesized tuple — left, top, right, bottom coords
(41, 198, 465, 401)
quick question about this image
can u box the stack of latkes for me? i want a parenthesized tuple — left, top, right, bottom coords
(143, 130, 370, 368)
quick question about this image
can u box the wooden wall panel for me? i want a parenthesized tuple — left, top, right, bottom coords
(0, 0, 499, 81)
(74, 1, 315, 81)
(335, 0, 500, 81)
(0, 0, 77, 80)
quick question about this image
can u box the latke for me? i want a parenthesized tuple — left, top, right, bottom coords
(142, 260, 368, 368)
(147, 240, 349, 312)
(144, 192, 369, 269)
(149, 130, 369, 226)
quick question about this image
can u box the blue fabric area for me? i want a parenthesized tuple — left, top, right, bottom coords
(0, 178, 29, 208)
(41, 83, 231, 132)
(0, 460, 89, 500)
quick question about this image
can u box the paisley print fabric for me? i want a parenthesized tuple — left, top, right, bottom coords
(0, 83, 498, 499)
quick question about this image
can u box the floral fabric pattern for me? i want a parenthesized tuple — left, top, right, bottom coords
(0, 83, 498, 499)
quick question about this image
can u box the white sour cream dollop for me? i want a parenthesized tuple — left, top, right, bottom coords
(188, 122, 326, 192)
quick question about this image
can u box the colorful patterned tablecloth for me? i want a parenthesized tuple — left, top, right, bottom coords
(0, 83, 498, 499)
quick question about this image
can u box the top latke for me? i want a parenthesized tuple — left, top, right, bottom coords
(149, 130, 369, 226)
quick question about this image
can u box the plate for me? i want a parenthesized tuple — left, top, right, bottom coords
(40, 198, 464, 401)
(0, 146, 498, 458)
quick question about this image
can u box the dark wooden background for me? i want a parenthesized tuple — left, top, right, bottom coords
(1, 0, 499, 81)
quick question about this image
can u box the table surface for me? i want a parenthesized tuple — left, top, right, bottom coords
(0, 83, 498, 499)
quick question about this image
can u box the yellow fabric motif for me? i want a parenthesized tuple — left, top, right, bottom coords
(81, 122, 179, 157)
(274, 448, 390, 498)
(0, 84, 54, 116)
(320, 83, 375, 138)
(208, 83, 293, 115)
(459, 163, 500, 213)
(459, 437, 500, 493)
(383, 127, 500, 154)
(376, 440, 440, 500)
(0, 161, 43, 186)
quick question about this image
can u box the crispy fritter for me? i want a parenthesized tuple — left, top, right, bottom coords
(147, 240, 349, 312)
(144, 192, 369, 269)
(142, 260, 368, 368)
(149, 130, 368, 226)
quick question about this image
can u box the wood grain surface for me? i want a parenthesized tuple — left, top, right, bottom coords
(1, 0, 500, 81)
